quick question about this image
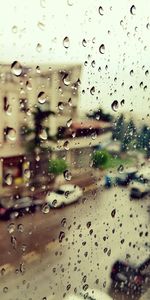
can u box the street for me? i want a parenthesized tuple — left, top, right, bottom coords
(0, 186, 149, 300)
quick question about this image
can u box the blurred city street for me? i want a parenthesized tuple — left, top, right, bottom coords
(0, 185, 149, 300)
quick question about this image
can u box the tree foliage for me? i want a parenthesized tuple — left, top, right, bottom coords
(48, 159, 68, 175)
(92, 150, 110, 168)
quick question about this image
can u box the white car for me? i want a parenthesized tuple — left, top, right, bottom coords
(65, 289, 113, 300)
(45, 184, 83, 208)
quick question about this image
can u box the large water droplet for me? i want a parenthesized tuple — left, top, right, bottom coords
(62, 74, 70, 86)
(36, 43, 42, 52)
(117, 164, 124, 173)
(3, 287, 8, 293)
(91, 60, 95, 68)
(91, 132, 97, 140)
(59, 231, 65, 242)
(64, 170, 72, 181)
(111, 100, 119, 112)
(26, 81, 32, 90)
(63, 37, 70, 49)
(146, 23, 150, 30)
(58, 102, 64, 110)
(5, 174, 13, 186)
(63, 141, 69, 150)
(66, 118, 72, 128)
(24, 169, 31, 179)
(82, 39, 87, 47)
(7, 128, 16, 141)
(90, 86, 95, 95)
(36, 65, 41, 73)
(99, 44, 105, 54)
(67, 0, 74, 6)
(38, 91, 47, 104)
(42, 204, 50, 214)
(120, 99, 125, 106)
(17, 224, 24, 232)
(39, 129, 47, 140)
(11, 61, 22, 76)
(61, 218, 67, 227)
(98, 6, 104, 15)
(130, 5, 136, 15)
(37, 21, 45, 31)
(8, 223, 15, 234)
(12, 25, 18, 33)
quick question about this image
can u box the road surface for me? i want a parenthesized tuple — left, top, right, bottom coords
(0, 186, 149, 300)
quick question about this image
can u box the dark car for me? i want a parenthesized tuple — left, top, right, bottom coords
(110, 259, 150, 295)
(116, 170, 137, 187)
(0, 197, 43, 220)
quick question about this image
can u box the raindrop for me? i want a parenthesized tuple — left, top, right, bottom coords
(6, 105, 12, 116)
(99, 44, 105, 54)
(111, 100, 119, 112)
(91, 60, 95, 68)
(63, 37, 70, 49)
(12, 25, 18, 33)
(24, 169, 31, 179)
(66, 118, 72, 128)
(68, 98, 72, 106)
(26, 81, 32, 90)
(5, 174, 13, 186)
(62, 74, 70, 86)
(59, 231, 65, 242)
(37, 21, 45, 30)
(36, 65, 41, 73)
(117, 164, 124, 173)
(91, 132, 97, 140)
(61, 218, 67, 227)
(7, 223, 15, 234)
(58, 102, 64, 110)
(39, 129, 47, 140)
(3, 287, 8, 293)
(38, 91, 47, 104)
(11, 61, 22, 76)
(36, 43, 42, 52)
(90, 86, 95, 95)
(1, 268, 5, 276)
(98, 6, 104, 15)
(63, 141, 69, 150)
(145, 70, 149, 76)
(67, 0, 74, 6)
(111, 209, 116, 218)
(6, 128, 16, 141)
(146, 23, 150, 30)
(64, 170, 72, 181)
(82, 39, 87, 47)
(17, 224, 24, 232)
(52, 199, 57, 207)
(120, 99, 125, 106)
(130, 69, 134, 76)
(86, 221, 91, 228)
(40, 0, 46, 8)
(20, 262, 25, 274)
(42, 204, 50, 214)
(130, 5, 136, 15)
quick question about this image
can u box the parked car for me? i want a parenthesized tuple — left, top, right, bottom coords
(129, 181, 150, 199)
(116, 169, 137, 186)
(110, 259, 150, 295)
(0, 197, 43, 220)
(45, 184, 83, 208)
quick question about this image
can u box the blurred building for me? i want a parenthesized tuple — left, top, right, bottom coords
(0, 63, 81, 192)
(0, 63, 113, 195)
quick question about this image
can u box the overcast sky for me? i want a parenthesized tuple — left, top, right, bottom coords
(0, 0, 150, 121)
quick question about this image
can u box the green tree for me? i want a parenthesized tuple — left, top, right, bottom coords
(112, 114, 125, 141)
(21, 106, 55, 154)
(121, 119, 137, 152)
(92, 150, 109, 168)
(48, 159, 68, 175)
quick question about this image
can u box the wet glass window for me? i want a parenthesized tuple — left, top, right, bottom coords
(0, 1, 150, 300)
